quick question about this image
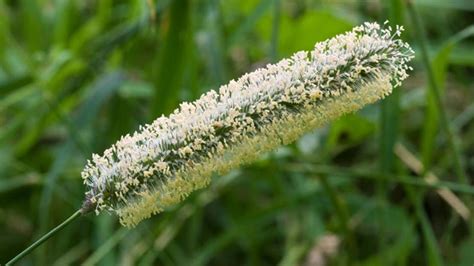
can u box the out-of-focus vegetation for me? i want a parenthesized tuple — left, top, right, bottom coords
(1, 0, 474, 265)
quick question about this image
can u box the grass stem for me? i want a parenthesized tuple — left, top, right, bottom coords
(6, 210, 82, 266)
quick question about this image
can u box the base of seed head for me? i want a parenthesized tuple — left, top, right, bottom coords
(81, 21, 414, 227)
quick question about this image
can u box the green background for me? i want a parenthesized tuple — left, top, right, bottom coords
(1, 0, 474, 265)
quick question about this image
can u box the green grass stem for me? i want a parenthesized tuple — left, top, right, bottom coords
(5, 210, 82, 266)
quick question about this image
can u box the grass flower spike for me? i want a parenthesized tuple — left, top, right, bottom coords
(81, 22, 414, 227)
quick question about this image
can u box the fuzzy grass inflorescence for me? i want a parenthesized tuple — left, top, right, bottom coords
(81, 22, 414, 227)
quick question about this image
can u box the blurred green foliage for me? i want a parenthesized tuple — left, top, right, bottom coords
(1, 0, 474, 265)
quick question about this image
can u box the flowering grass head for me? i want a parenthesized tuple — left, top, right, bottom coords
(81, 22, 414, 227)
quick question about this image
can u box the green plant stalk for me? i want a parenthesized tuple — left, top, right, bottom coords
(404, 185, 443, 266)
(380, 90, 400, 173)
(270, 0, 280, 61)
(6, 210, 82, 266)
(152, 0, 192, 116)
(287, 164, 474, 195)
(318, 175, 356, 258)
(379, 0, 404, 174)
(379, 1, 405, 255)
(406, 2, 468, 185)
(407, 2, 473, 244)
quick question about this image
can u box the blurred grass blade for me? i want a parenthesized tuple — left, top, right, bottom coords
(152, 0, 192, 116)
(287, 163, 474, 195)
(415, 0, 474, 11)
(82, 228, 129, 266)
(421, 25, 474, 169)
(19, 0, 45, 52)
(227, 0, 275, 47)
(395, 143, 470, 220)
(379, 0, 405, 173)
(270, 0, 280, 61)
(0, 174, 40, 193)
(407, 2, 468, 185)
